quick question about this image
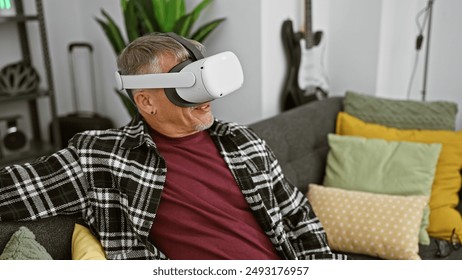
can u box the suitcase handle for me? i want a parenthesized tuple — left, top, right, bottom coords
(68, 42, 93, 52)
(68, 42, 97, 113)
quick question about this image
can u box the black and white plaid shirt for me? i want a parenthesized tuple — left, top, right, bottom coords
(0, 115, 347, 260)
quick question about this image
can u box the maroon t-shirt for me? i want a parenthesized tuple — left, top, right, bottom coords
(149, 129, 281, 260)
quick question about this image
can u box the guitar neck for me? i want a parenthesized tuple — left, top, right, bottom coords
(304, 0, 314, 49)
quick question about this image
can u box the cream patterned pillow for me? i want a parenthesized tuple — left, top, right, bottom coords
(307, 184, 428, 260)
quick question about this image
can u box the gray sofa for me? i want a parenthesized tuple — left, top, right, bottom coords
(1, 97, 460, 259)
(249, 97, 462, 260)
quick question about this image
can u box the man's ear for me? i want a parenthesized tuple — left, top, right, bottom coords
(133, 90, 155, 115)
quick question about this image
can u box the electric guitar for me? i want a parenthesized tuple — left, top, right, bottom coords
(281, 0, 328, 111)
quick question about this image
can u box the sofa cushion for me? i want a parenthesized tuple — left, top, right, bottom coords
(308, 184, 428, 260)
(249, 97, 343, 193)
(344, 91, 458, 130)
(323, 134, 441, 245)
(336, 112, 462, 242)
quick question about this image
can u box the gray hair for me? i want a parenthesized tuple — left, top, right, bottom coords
(117, 32, 206, 75)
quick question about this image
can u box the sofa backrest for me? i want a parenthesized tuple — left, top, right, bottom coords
(249, 97, 343, 194)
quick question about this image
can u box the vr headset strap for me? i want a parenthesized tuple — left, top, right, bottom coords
(166, 32, 204, 61)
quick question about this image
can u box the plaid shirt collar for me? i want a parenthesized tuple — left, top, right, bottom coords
(119, 113, 235, 150)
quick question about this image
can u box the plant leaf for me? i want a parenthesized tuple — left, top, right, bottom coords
(173, 13, 193, 36)
(165, 0, 185, 31)
(172, 0, 208, 37)
(137, 7, 156, 35)
(120, 0, 128, 11)
(186, 0, 212, 32)
(191, 18, 226, 42)
(137, 0, 160, 32)
(152, 0, 186, 32)
(133, 0, 158, 35)
(127, 0, 155, 37)
(124, 0, 139, 42)
(152, 0, 168, 32)
(95, 9, 127, 55)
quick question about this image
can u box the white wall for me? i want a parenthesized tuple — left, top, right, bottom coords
(260, 0, 300, 119)
(415, 0, 462, 128)
(322, 0, 462, 129)
(375, 0, 423, 100)
(1, 0, 461, 130)
(325, 0, 383, 96)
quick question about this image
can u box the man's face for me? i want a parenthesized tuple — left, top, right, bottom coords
(141, 52, 214, 137)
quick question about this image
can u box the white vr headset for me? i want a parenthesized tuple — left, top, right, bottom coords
(115, 33, 244, 107)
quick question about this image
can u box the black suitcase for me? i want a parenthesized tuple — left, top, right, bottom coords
(53, 42, 113, 148)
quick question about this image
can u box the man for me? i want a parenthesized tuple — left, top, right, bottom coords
(0, 33, 347, 260)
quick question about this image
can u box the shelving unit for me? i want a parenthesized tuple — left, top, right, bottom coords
(0, 0, 60, 167)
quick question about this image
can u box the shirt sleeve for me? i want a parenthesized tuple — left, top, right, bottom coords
(265, 143, 348, 260)
(0, 146, 88, 222)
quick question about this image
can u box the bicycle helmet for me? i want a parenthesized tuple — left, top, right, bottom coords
(0, 61, 40, 96)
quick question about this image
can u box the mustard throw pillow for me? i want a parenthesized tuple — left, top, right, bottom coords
(308, 184, 428, 260)
(336, 112, 462, 241)
(72, 224, 106, 260)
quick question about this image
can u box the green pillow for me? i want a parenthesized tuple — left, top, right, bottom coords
(344, 91, 458, 130)
(323, 134, 442, 245)
(0, 226, 53, 260)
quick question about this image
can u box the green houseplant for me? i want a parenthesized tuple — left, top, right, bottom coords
(96, 0, 226, 116)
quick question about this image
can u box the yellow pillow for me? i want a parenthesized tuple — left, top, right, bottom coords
(308, 184, 428, 260)
(336, 112, 462, 241)
(72, 224, 106, 260)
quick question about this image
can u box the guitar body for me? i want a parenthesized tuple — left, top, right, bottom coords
(298, 39, 329, 97)
(280, 0, 328, 112)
